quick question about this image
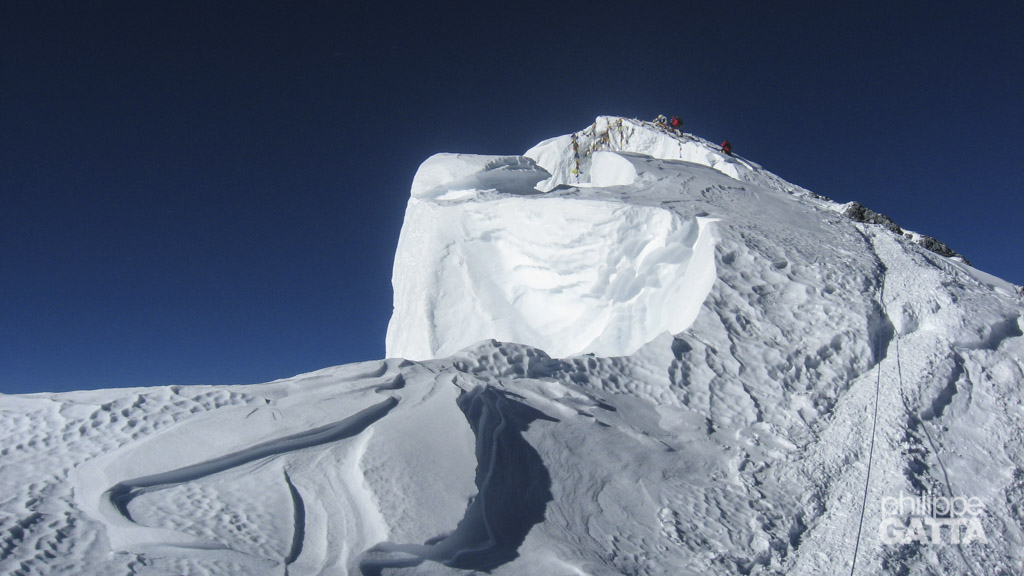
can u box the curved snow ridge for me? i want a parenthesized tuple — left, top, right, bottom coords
(89, 397, 396, 556)
(526, 115, 750, 191)
(106, 397, 397, 518)
(69, 365, 408, 560)
(386, 191, 718, 360)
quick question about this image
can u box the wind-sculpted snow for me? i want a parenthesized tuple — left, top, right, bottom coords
(106, 397, 398, 524)
(386, 149, 718, 360)
(3, 116, 1024, 575)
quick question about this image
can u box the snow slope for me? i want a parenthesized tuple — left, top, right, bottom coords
(3, 116, 1024, 575)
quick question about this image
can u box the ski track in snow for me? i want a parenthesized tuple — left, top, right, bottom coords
(3, 116, 1024, 575)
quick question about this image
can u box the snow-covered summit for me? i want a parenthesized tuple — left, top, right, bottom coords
(526, 115, 753, 190)
(3, 116, 1024, 576)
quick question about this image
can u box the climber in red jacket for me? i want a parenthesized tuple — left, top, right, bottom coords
(721, 140, 733, 155)
(669, 116, 683, 132)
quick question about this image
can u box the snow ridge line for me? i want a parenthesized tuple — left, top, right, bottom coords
(849, 276, 887, 576)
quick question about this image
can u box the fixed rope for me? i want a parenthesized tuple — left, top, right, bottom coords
(850, 230, 983, 575)
(894, 334, 981, 576)
(849, 281, 886, 576)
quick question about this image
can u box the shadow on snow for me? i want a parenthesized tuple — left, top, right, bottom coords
(359, 386, 556, 575)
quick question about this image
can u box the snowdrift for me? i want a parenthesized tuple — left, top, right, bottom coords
(3, 116, 1024, 576)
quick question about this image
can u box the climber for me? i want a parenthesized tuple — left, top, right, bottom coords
(721, 140, 733, 155)
(669, 116, 683, 132)
(654, 114, 668, 127)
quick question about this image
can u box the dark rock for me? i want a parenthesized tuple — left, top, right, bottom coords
(842, 202, 903, 235)
(917, 235, 970, 265)
(843, 202, 970, 264)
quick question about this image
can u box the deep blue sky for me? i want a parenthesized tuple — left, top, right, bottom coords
(3, 2, 1022, 394)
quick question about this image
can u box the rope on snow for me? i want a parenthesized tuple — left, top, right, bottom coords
(848, 279, 886, 576)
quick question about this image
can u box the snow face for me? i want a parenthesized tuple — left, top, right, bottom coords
(385, 157, 718, 360)
(3, 116, 1024, 576)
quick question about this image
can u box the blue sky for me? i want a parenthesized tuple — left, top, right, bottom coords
(2, 2, 1022, 394)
